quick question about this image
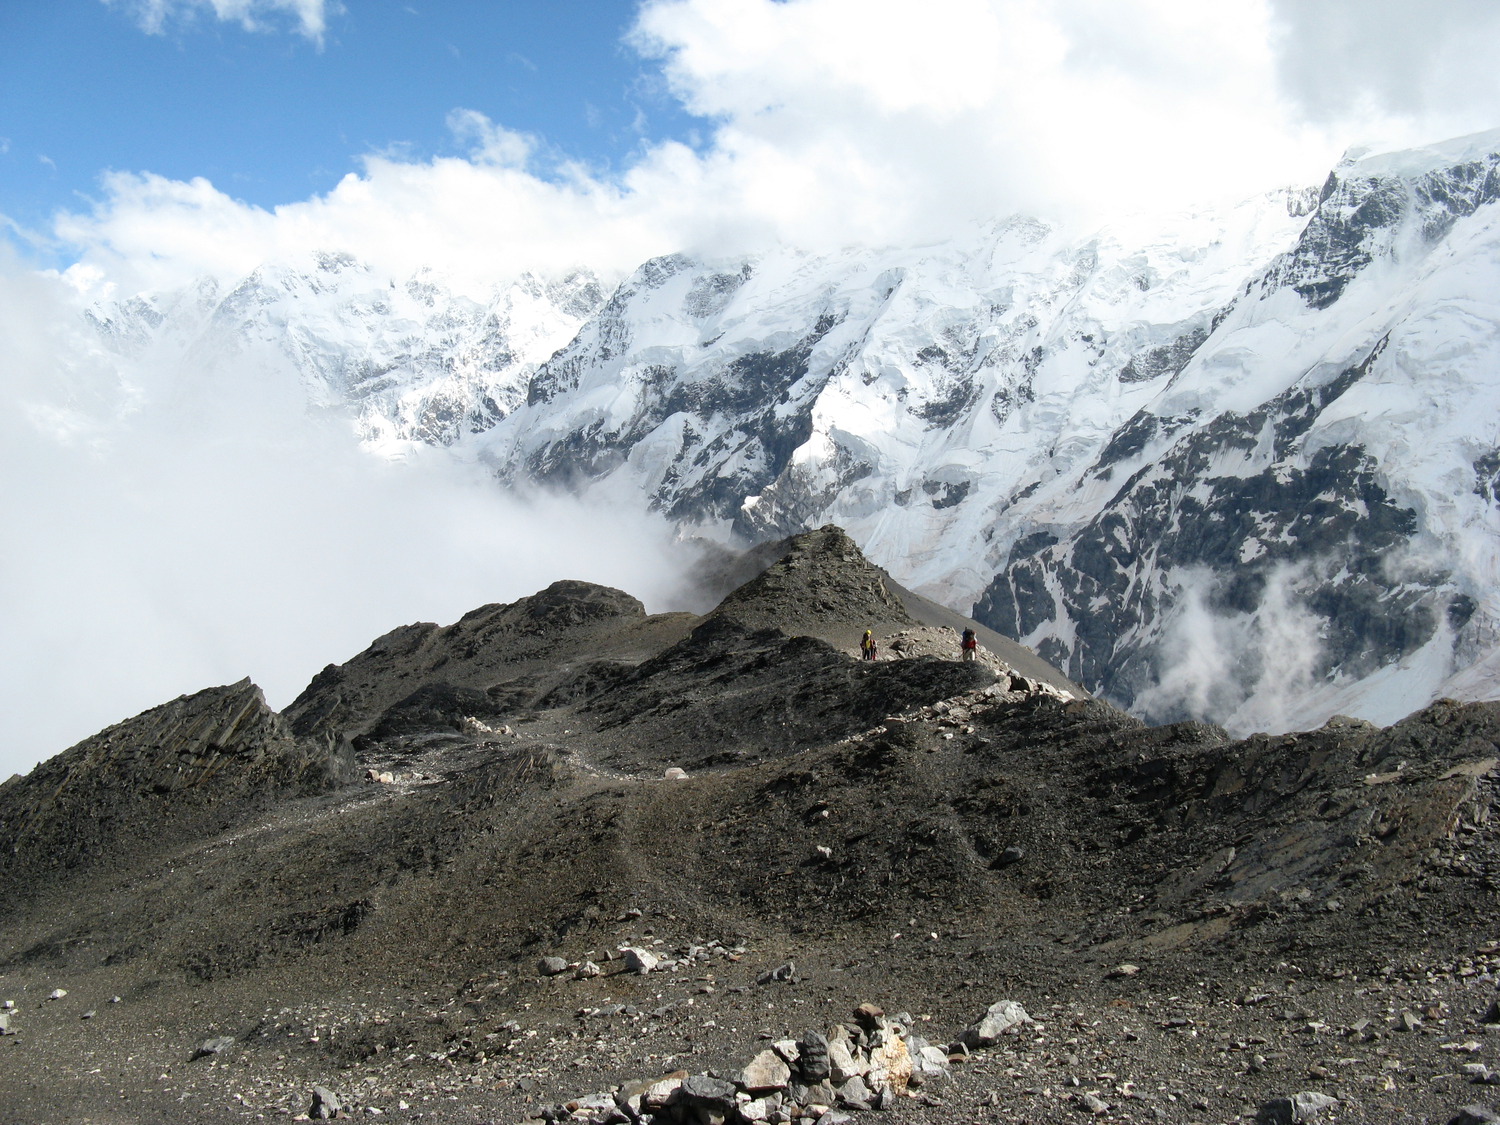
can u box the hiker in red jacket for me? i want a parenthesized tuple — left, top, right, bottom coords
(961, 627, 978, 662)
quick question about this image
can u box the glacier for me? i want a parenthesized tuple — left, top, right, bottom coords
(80, 130, 1500, 735)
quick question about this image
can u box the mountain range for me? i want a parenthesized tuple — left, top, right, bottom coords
(83, 129, 1500, 735)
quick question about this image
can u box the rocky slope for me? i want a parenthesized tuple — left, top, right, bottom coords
(0, 678, 346, 910)
(0, 528, 1497, 1125)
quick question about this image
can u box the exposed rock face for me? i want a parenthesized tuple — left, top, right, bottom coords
(976, 343, 1434, 714)
(709, 525, 913, 639)
(967, 143, 1500, 729)
(0, 678, 342, 903)
(462, 137, 1498, 732)
(282, 579, 673, 746)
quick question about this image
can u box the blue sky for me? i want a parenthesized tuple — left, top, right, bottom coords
(0, 0, 706, 256)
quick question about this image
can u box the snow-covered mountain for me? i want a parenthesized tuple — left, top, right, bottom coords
(86, 130, 1500, 734)
(85, 252, 606, 447)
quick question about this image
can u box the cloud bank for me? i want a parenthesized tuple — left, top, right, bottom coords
(60, 0, 1500, 301)
(0, 258, 695, 778)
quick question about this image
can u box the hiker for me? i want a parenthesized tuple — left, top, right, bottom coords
(861, 629, 877, 661)
(960, 627, 978, 662)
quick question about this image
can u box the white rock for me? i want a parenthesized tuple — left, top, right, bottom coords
(866, 1033, 912, 1097)
(918, 1045, 951, 1074)
(827, 1037, 868, 1083)
(772, 1038, 801, 1065)
(739, 1096, 774, 1122)
(642, 1076, 684, 1110)
(963, 999, 1034, 1046)
(740, 1048, 792, 1092)
(622, 946, 659, 974)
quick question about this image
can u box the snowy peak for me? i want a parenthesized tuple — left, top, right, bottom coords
(1265, 132, 1500, 310)
(87, 254, 607, 447)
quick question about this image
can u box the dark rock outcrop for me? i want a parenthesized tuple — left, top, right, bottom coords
(0, 678, 342, 905)
(283, 579, 686, 745)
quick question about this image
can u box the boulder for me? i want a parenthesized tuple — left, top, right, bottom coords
(960, 999, 1034, 1047)
(1449, 1110, 1500, 1125)
(741, 1049, 792, 1093)
(641, 1073, 687, 1111)
(738, 1095, 776, 1122)
(538, 956, 569, 976)
(309, 1086, 343, 1120)
(788, 1079, 839, 1108)
(826, 1036, 868, 1083)
(904, 1035, 951, 1086)
(772, 1039, 801, 1065)
(837, 1075, 873, 1109)
(568, 1093, 618, 1124)
(865, 1031, 912, 1098)
(678, 1074, 738, 1115)
(1258, 1092, 1340, 1123)
(757, 962, 796, 985)
(191, 1035, 236, 1060)
(798, 1031, 830, 1082)
(622, 947, 659, 974)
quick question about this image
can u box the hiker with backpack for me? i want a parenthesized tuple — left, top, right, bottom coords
(960, 627, 978, 662)
(861, 629, 877, 661)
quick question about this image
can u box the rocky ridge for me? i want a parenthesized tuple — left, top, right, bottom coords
(0, 677, 345, 909)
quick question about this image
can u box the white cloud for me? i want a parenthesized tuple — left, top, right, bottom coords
(1268, 0, 1500, 138)
(0, 255, 699, 779)
(104, 0, 340, 43)
(1134, 563, 1328, 735)
(66, 0, 1500, 299)
(629, 0, 1338, 231)
(444, 109, 538, 169)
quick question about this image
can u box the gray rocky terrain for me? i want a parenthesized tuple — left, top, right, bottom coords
(1, 526, 1497, 1125)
